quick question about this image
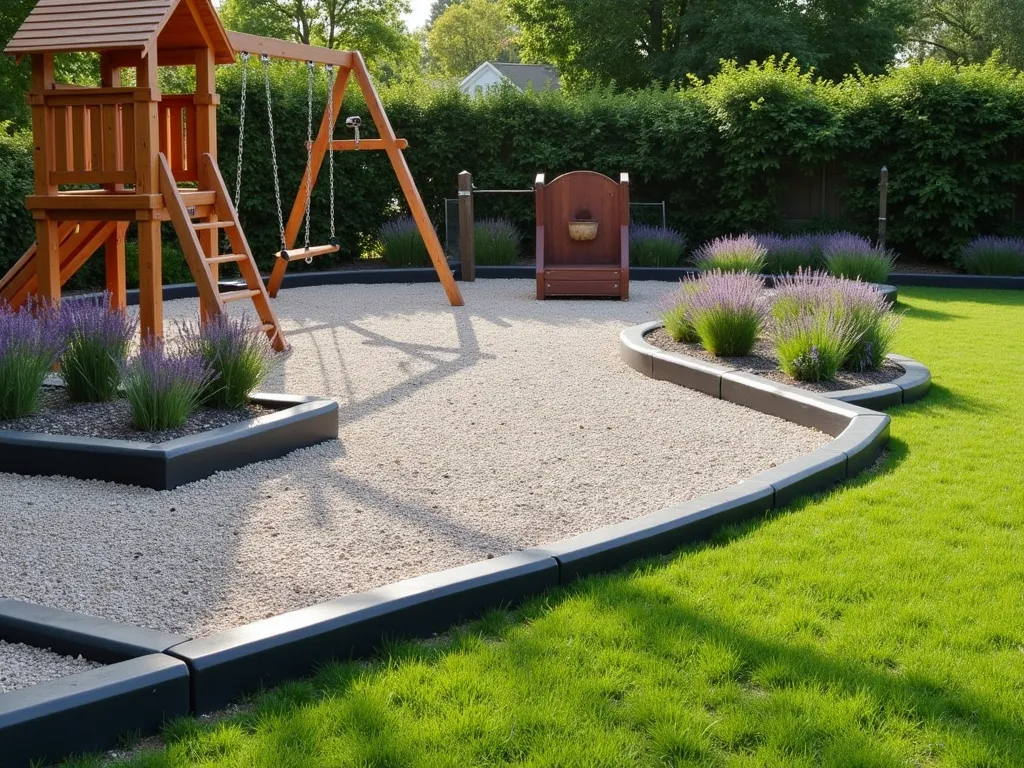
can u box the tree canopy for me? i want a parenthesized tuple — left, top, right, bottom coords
(426, 0, 515, 76)
(507, 0, 917, 87)
(907, 0, 1024, 68)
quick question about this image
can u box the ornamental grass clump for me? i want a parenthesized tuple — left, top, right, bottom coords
(122, 346, 212, 431)
(822, 233, 894, 283)
(59, 296, 137, 403)
(773, 312, 859, 382)
(631, 225, 687, 267)
(179, 314, 274, 409)
(685, 270, 765, 356)
(755, 233, 819, 275)
(0, 302, 63, 420)
(772, 270, 900, 372)
(474, 218, 521, 265)
(658, 278, 705, 343)
(693, 235, 767, 274)
(960, 236, 1024, 276)
(379, 217, 429, 267)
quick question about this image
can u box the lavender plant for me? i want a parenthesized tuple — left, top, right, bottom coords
(379, 217, 430, 268)
(179, 314, 274, 409)
(59, 296, 137, 402)
(960, 236, 1024, 276)
(474, 218, 521, 266)
(693, 235, 767, 274)
(631, 225, 687, 267)
(754, 233, 818, 275)
(822, 233, 895, 283)
(773, 312, 860, 382)
(658, 278, 705, 342)
(0, 301, 64, 420)
(685, 270, 766, 356)
(772, 270, 900, 371)
(122, 347, 212, 431)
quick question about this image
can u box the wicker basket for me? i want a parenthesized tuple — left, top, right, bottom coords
(568, 220, 599, 241)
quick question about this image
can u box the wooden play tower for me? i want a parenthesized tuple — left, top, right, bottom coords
(2, 0, 463, 351)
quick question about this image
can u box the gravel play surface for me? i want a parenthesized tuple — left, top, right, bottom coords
(0, 640, 102, 693)
(0, 280, 830, 637)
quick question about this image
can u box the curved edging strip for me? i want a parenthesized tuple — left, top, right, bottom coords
(1, 321, 931, 766)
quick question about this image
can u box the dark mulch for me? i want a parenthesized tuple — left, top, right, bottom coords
(0, 387, 276, 443)
(644, 328, 905, 393)
(891, 256, 959, 275)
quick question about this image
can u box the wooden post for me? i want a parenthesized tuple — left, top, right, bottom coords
(30, 54, 59, 305)
(458, 171, 474, 282)
(351, 53, 463, 307)
(195, 48, 220, 320)
(135, 52, 162, 342)
(105, 223, 128, 308)
(878, 166, 888, 251)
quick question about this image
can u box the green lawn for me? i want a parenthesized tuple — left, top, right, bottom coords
(80, 288, 1024, 768)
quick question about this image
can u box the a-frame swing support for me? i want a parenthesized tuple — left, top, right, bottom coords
(226, 33, 463, 306)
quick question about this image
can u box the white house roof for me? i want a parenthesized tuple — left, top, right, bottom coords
(460, 62, 560, 92)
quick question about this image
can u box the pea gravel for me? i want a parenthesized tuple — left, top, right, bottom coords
(0, 280, 829, 640)
(0, 640, 102, 693)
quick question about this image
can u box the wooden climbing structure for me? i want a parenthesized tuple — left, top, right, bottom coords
(2, 0, 463, 351)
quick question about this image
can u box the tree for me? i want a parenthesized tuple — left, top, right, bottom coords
(508, 0, 915, 88)
(427, 0, 515, 76)
(429, 0, 461, 26)
(906, 0, 1024, 68)
(220, 0, 413, 55)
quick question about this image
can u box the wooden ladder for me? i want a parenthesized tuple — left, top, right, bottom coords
(159, 152, 286, 352)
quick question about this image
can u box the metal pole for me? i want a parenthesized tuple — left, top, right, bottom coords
(661, 201, 667, 230)
(458, 171, 475, 282)
(878, 166, 888, 251)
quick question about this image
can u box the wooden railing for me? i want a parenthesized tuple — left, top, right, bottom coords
(159, 95, 199, 183)
(43, 88, 136, 187)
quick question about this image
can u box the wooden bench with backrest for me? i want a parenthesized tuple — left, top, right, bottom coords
(535, 170, 629, 300)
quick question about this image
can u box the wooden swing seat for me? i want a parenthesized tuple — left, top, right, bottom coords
(276, 243, 340, 261)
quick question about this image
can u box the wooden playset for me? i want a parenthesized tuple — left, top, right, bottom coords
(535, 171, 630, 300)
(1, 0, 463, 351)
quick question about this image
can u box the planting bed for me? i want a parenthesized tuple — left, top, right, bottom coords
(0, 641, 101, 693)
(0, 280, 829, 638)
(1, 386, 274, 443)
(644, 328, 905, 393)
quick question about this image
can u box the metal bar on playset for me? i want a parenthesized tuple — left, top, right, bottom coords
(226, 32, 353, 69)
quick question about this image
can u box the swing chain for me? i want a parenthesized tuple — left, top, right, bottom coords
(234, 52, 250, 210)
(326, 64, 336, 246)
(262, 53, 287, 254)
(303, 60, 315, 256)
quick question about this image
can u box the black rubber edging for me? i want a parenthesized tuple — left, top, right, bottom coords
(0, 393, 339, 490)
(0, 654, 189, 768)
(887, 272, 1024, 290)
(0, 599, 187, 664)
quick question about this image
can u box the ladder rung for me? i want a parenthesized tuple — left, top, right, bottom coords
(276, 244, 340, 262)
(193, 220, 235, 231)
(206, 253, 248, 265)
(220, 288, 261, 303)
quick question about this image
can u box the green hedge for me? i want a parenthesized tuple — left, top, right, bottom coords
(2, 57, 1023, 284)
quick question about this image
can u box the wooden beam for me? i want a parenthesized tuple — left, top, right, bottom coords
(350, 52, 463, 307)
(226, 32, 353, 68)
(314, 138, 408, 151)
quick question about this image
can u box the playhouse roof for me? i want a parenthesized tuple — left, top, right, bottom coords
(4, 0, 235, 66)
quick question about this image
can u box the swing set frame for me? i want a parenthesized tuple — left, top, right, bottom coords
(227, 33, 462, 303)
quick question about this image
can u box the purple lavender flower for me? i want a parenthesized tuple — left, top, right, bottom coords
(59, 294, 137, 402)
(821, 232, 894, 282)
(178, 313, 274, 408)
(693, 235, 767, 274)
(684, 270, 766, 356)
(379, 217, 429, 267)
(0, 300, 64, 419)
(961, 236, 1024, 276)
(631, 225, 687, 267)
(474, 218, 522, 266)
(122, 346, 213, 431)
(753, 233, 819, 275)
